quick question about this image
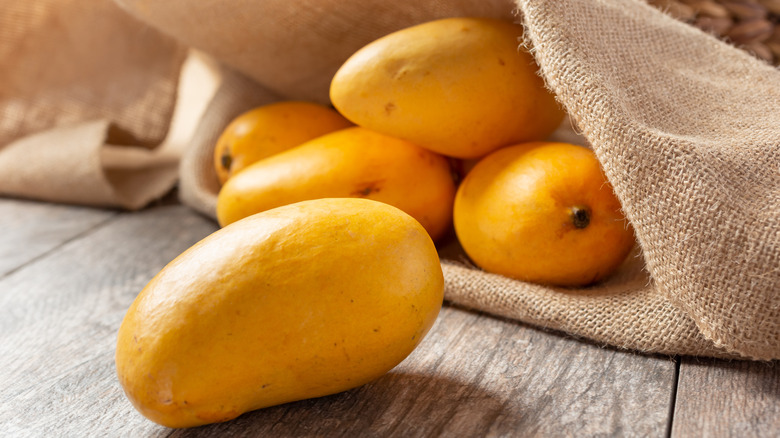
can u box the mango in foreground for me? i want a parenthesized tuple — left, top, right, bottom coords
(115, 198, 444, 428)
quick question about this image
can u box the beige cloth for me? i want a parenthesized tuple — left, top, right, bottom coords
(2, 0, 778, 359)
(0, 0, 187, 208)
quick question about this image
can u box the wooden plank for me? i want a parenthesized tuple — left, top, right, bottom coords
(671, 357, 780, 437)
(0, 198, 116, 276)
(0, 203, 676, 436)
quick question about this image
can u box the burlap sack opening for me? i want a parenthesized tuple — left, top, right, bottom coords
(3, 0, 774, 359)
(112, 0, 780, 360)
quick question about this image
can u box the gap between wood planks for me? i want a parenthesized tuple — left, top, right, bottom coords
(666, 357, 681, 438)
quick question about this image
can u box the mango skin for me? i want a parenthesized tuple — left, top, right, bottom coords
(330, 17, 564, 159)
(216, 126, 456, 241)
(115, 198, 444, 428)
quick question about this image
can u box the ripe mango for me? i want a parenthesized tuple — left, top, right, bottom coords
(330, 17, 564, 159)
(453, 142, 635, 286)
(115, 198, 444, 428)
(214, 101, 352, 184)
(216, 126, 456, 241)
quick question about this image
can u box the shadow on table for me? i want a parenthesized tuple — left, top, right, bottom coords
(166, 370, 524, 437)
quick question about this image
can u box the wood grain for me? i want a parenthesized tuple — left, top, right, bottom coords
(0, 201, 678, 436)
(671, 357, 780, 437)
(0, 198, 116, 276)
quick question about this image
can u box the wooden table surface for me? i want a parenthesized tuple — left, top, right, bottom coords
(1, 195, 778, 437)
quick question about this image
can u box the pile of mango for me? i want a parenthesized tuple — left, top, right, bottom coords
(115, 17, 635, 429)
(216, 17, 563, 243)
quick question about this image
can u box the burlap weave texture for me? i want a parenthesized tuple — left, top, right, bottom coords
(516, 0, 779, 359)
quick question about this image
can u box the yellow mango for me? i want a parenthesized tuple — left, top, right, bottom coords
(454, 142, 635, 287)
(214, 101, 352, 184)
(216, 126, 456, 241)
(115, 198, 444, 428)
(330, 17, 564, 159)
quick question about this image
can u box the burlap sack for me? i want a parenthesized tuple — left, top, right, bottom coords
(3, 0, 778, 359)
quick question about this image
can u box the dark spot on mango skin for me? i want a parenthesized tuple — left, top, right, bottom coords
(351, 181, 383, 197)
(221, 149, 232, 171)
(385, 102, 396, 115)
(556, 205, 592, 238)
(570, 206, 591, 229)
(498, 57, 506, 66)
